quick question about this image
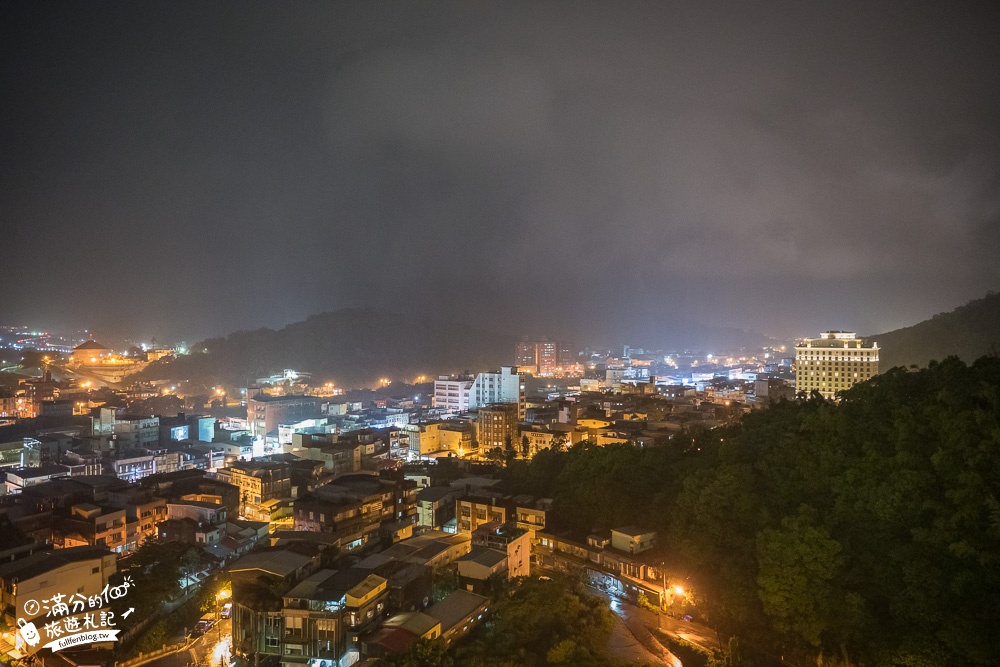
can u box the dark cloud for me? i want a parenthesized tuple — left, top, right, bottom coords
(1, 1, 998, 345)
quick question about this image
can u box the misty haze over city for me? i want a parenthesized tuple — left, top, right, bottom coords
(3, 2, 998, 345)
(3, 5, 1000, 667)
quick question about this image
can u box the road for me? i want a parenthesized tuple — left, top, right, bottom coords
(586, 584, 682, 666)
(655, 612, 721, 653)
(144, 618, 232, 667)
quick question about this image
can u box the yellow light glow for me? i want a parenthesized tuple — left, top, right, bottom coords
(673, 585, 684, 596)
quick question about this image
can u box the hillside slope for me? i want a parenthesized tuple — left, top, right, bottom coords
(132, 308, 515, 388)
(866, 291, 1000, 369)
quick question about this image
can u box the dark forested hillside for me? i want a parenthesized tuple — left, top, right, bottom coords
(131, 308, 515, 388)
(503, 356, 1000, 667)
(867, 291, 1000, 370)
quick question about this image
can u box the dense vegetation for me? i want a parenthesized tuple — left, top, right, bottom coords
(111, 541, 222, 657)
(383, 574, 635, 667)
(504, 356, 1000, 666)
(866, 291, 1000, 369)
(129, 308, 514, 388)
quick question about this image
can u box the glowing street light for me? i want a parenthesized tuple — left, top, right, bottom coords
(216, 589, 231, 639)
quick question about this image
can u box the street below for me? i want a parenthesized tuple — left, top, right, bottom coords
(143, 618, 231, 667)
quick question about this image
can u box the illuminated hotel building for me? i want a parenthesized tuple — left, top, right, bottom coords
(795, 331, 879, 399)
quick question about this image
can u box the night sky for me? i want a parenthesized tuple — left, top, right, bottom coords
(2, 2, 998, 344)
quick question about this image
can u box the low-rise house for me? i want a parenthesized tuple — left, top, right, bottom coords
(513, 496, 550, 540)
(167, 499, 228, 526)
(4, 465, 71, 494)
(367, 530, 471, 572)
(424, 589, 490, 643)
(110, 450, 155, 482)
(0, 546, 116, 656)
(158, 516, 225, 546)
(294, 475, 416, 551)
(53, 503, 126, 553)
(455, 495, 509, 533)
(536, 527, 667, 605)
(471, 522, 530, 579)
(230, 550, 320, 664)
(416, 486, 461, 530)
(232, 560, 387, 667)
(122, 495, 167, 550)
(457, 548, 508, 594)
(362, 561, 432, 613)
(362, 611, 441, 659)
(611, 525, 657, 555)
(214, 461, 292, 522)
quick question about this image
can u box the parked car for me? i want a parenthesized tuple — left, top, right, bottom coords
(192, 616, 215, 637)
(220, 603, 233, 619)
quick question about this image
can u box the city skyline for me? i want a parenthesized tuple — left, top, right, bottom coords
(1, 4, 998, 665)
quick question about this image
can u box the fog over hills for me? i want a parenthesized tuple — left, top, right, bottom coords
(866, 291, 1000, 370)
(132, 291, 1000, 389)
(133, 309, 515, 388)
(132, 309, 783, 388)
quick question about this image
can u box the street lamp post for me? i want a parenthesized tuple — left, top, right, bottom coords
(216, 590, 230, 642)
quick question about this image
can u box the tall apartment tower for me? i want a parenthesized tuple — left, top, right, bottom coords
(515, 339, 538, 372)
(795, 331, 879, 399)
(557, 341, 578, 368)
(515, 338, 574, 376)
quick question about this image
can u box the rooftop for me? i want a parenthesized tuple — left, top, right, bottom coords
(0, 546, 110, 582)
(364, 626, 420, 654)
(449, 476, 501, 490)
(458, 547, 507, 568)
(382, 611, 441, 638)
(284, 568, 339, 599)
(167, 500, 226, 510)
(425, 589, 489, 632)
(228, 549, 312, 578)
(416, 486, 457, 503)
(347, 573, 387, 601)
(250, 394, 317, 403)
(73, 340, 109, 351)
(308, 568, 383, 601)
(8, 464, 71, 479)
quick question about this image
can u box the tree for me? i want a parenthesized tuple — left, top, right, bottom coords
(503, 434, 516, 467)
(485, 447, 505, 466)
(520, 434, 531, 459)
(381, 638, 453, 667)
(501, 356, 1000, 666)
(755, 507, 848, 648)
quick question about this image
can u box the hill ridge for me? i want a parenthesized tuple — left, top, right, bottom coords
(865, 291, 1000, 369)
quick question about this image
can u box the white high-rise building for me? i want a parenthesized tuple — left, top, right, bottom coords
(469, 366, 525, 419)
(795, 331, 879, 400)
(434, 367, 525, 419)
(433, 377, 472, 414)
